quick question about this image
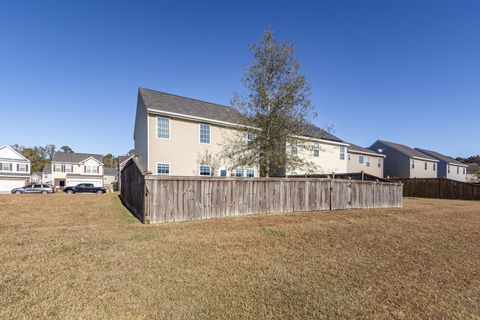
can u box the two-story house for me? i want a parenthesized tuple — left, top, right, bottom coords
(50, 152, 105, 189)
(467, 163, 480, 182)
(0, 145, 31, 192)
(369, 140, 439, 179)
(415, 148, 468, 182)
(346, 143, 385, 178)
(133, 88, 350, 177)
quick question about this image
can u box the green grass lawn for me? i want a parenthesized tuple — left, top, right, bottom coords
(0, 193, 479, 319)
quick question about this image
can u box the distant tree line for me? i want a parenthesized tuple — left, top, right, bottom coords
(11, 144, 130, 172)
(456, 155, 480, 165)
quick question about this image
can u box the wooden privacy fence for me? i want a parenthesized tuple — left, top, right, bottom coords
(393, 178, 480, 201)
(120, 158, 146, 222)
(120, 159, 402, 224)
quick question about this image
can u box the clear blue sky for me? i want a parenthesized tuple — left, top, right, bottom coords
(1, 0, 478, 157)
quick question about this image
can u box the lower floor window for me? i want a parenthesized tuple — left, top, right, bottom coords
(235, 168, 244, 177)
(157, 163, 170, 175)
(246, 168, 254, 177)
(199, 165, 211, 176)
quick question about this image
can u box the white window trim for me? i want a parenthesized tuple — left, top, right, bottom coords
(199, 165, 212, 176)
(199, 123, 211, 145)
(358, 155, 364, 164)
(156, 162, 171, 175)
(246, 168, 255, 177)
(235, 167, 245, 177)
(313, 142, 320, 157)
(340, 146, 346, 160)
(156, 116, 171, 140)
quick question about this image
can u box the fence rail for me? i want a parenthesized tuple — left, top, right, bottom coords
(393, 178, 480, 201)
(120, 159, 403, 224)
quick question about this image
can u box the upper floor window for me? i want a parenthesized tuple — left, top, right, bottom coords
(54, 163, 73, 173)
(157, 163, 170, 175)
(290, 140, 298, 155)
(340, 146, 346, 160)
(366, 157, 371, 167)
(433, 163, 436, 171)
(54, 164, 62, 172)
(17, 163, 28, 172)
(0, 162, 12, 171)
(463, 167, 466, 175)
(246, 168, 255, 177)
(246, 133, 255, 144)
(199, 123, 211, 144)
(358, 155, 364, 164)
(65, 164, 73, 173)
(313, 142, 320, 157)
(199, 165, 211, 176)
(378, 158, 382, 168)
(411, 159, 415, 169)
(85, 166, 99, 174)
(448, 165, 450, 174)
(457, 166, 459, 174)
(157, 116, 170, 139)
(424, 161, 428, 170)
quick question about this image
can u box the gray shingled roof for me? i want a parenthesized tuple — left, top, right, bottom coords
(375, 140, 438, 161)
(104, 167, 117, 176)
(118, 155, 133, 166)
(42, 165, 51, 174)
(347, 143, 383, 156)
(139, 88, 343, 142)
(415, 148, 466, 166)
(52, 152, 103, 163)
(467, 163, 480, 174)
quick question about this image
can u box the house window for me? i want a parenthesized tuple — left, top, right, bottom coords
(457, 166, 459, 174)
(17, 163, 28, 172)
(0, 162, 12, 171)
(246, 133, 255, 144)
(313, 142, 320, 157)
(157, 163, 170, 175)
(358, 155, 364, 164)
(463, 167, 466, 175)
(157, 116, 170, 139)
(340, 146, 346, 160)
(199, 165, 211, 176)
(54, 164, 62, 172)
(411, 159, 415, 169)
(448, 165, 450, 174)
(378, 158, 382, 168)
(291, 172, 298, 176)
(246, 168, 254, 177)
(199, 123, 210, 144)
(290, 140, 298, 155)
(220, 168, 228, 177)
(85, 166, 99, 174)
(348, 154, 351, 161)
(65, 164, 73, 173)
(366, 157, 371, 167)
(424, 162, 428, 170)
(235, 168, 244, 177)
(433, 163, 436, 171)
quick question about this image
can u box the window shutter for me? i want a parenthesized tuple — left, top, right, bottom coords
(9, 163, 12, 171)
(97, 166, 99, 174)
(84, 166, 86, 173)
(17, 164, 19, 171)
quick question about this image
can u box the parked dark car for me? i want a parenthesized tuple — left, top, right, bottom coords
(63, 183, 107, 195)
(11, 184, 55, 194)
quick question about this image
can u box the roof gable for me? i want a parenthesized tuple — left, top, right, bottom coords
(373, 140, 438, 161)
(139, 88, 344, 143)
(0, 145, 30, 162)
(415, 148, 467, 166)
(52, 152, 104, 164)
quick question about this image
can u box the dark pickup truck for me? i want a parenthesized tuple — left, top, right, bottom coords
(63, 183, 107, 195)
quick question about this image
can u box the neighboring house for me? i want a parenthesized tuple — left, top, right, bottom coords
(369, 140, 439, 179)
(346, 143, 385, 178)
(50, 152, 105, 189)
(42, 165, 52, 184)
(30, 171, 42, 183)
(0, 145, 31, 192)
(415, 148, 468, 182)
(133, 88, 349, 177)
(103, 167, 118, 186)
(467, 163, 480, 182)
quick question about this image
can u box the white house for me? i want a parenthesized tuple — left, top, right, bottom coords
(50, 152, 105, 189)
(0, 145, 31, 192)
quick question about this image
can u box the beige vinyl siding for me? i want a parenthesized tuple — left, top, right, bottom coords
(147, 114, 258, 176)
(410, 158, 438, 178)
(51, 159, 104, 181)
(286, 140, 348, 175)
(347, 152, 384, 178)
(446, 164, 468, 182)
